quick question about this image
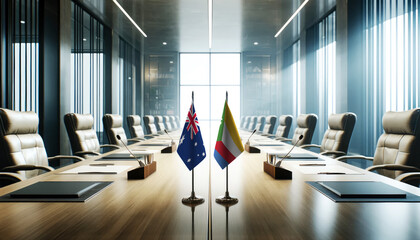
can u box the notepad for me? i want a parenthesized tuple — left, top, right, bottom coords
(276, 153, 318, 159)
(59, 165, 132, 174)
(9, 182, 101, 198)
(102, 152, 147, 159)
(318, 181, 407, 198)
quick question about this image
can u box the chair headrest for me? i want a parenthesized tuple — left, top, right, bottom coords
(265, 115, 277, 125)
(128, 115, 141, 125)
(279, 115, 292, 126)
(104, 114, 123, 128)
(297, 114, 317, 128)
(155, 116, 163, 122)
(0, 108, 38, 135)
(257, 116, 264, 123)
(382, 109, 420, 135)
(328, 113, 356, 130)
(144, 115, 155, 124)
(164, 116, 170, 121)
(71, 113, 94, 130)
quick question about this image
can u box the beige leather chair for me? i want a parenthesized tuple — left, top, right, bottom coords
(248, 116, 257, 131)
(163, 116, 172, 131)
(0, 109, 83, 185)
(169, 116, 177, 130)
(103, 114, 141, 147)
(240, 116, 246, 129)
(281, 114, 317, 146)
(127, 115, 149, 139)
(337, 109, 420, 179)
(243, 116, 251, 130)
(261, 116, 277, 135)
(255, 116, 266, 133)
(301, 112, 356, 158)
(64, 113, 120, 158)
(154, 116, 165, 132)
(273, 115, 293, 139)
(143, 115, 159, 135)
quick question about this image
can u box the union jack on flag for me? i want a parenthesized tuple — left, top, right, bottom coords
(177, 103, 206, 171)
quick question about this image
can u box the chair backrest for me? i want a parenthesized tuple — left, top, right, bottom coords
(154, 116, 165, 132)
(262, 116, 277, 134)
(373, 109, 420, 178)
(103, 114, 127, 146)
(163, 116, 172, 131)
(255, 116, 266, 132)
(291, 114, 317, 146)
(127, 115, 145, 138)
(143, 115, 158, 134)
(244, 116, 251, 129)
(64, 113, 100, 154)
(240, 116, 246, 128)
(0, 108, 48, 179)
(175, 116, 180, 128)
(169, 116, 177, 130)
(320, 113, 357, 154)
(248, 116, 258, 131)
(276, 115, 293, 138)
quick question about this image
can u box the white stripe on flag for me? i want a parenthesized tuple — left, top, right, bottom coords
(222, 122, 242, 157)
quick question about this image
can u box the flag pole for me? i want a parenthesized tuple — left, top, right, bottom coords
(216, 91, 238, 205)
(182, 91, 204, 205)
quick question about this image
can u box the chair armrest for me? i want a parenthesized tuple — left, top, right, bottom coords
(2, 165, 54, 173)
(128, 139, 142, 143)
(74, 150, 101, 158)
(395, 172, 420, 183)
(0, 172, 24, 184)
(100, 144, 121, 150)
(277, 137, 291, 142)
(335, 155, 374, 162)
(48, 155, 84, 165)
(319, 150, 347, 158)
(366, 164, 420, 173)
(300, 144, 321, 149)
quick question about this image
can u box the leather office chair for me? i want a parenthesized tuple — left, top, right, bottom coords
(301, 112, 356, 158)
(240, 116, 246, 129)
(154, 116, 165, 132)
(261, 115, 277, 134)
(169, 116, 177, 130)
(272, 115, 293, 139)
(143, 115, 159, 135)
(281, 114, 317, 146)
(243, 116, 251, 130)
(255, 116, 266, 133)
(0, 109, 83, 186)
(175, 116, 180, 129)
(103, 114, 141, 147)
(248, 116, 257, 131)
(163, 116, 172, 131)
(64, 113, 120, 158)
(337, 109, 420, 180)
(127, 115, 150, 140)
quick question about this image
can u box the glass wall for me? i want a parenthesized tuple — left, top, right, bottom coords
(5, 0, 39, 112)
(180, 53, 241, 148)
(365, 0, 419, 154)
(70, 1, 106, 140)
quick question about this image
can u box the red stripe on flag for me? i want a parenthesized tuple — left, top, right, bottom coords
(215, 141, 236, 163)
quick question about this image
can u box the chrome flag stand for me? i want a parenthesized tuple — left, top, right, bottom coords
(216, 91, 238, 205)
(182, 91, 205, 205)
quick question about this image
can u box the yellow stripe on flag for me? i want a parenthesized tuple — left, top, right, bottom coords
(223, 102, 244, 152)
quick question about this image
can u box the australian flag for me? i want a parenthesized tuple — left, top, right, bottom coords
(177, 103, 206, 171)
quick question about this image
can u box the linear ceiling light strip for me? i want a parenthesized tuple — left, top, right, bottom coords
(274, 0, 309, 38)
(112, 0, 147, 37)
(209, 0, 213, 49)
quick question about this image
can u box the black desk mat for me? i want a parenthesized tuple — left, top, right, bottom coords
(0, 181, 113, 202)
(307, 181, 420, 202)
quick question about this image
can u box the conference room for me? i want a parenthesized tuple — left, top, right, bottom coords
(0, 0, 419, 239)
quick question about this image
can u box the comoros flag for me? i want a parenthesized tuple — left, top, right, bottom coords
(214, 101, 244, 169)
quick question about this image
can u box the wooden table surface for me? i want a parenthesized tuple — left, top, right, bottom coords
(0, 132, 419, 240)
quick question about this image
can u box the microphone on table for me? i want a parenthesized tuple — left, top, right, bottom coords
(117, 135, 145, 167)
(164, 129, 174, 144)
(275, 135, 303, 167)
(246, 129, 257, 145)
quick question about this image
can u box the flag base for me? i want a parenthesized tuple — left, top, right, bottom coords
(161, 141, 176, 154)
(244, 142, 260, 153)
(182, 192, 205, 205)
(216, 192, 238, 205)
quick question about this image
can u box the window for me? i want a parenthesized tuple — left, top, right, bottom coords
(282, 40, 301, 125)
(70, 2, 105, 137)
(365, 0, 419, 153)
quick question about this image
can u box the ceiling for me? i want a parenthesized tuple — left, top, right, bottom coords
(77, 0, 335, 53)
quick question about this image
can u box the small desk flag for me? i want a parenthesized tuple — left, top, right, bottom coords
(214, 101, 244, 169)
(177, 103, 206, 171)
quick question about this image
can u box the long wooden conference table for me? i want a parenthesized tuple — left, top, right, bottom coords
(0, 131, 419, 239)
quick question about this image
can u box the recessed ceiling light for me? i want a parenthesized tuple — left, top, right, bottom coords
(275, 0, 309, 37)
(20, 20, 25, 24)
(253, 42, 259, 45)
(112, 0, 147, 37)
(169, 61, 174, 64)
(83, 38, 87, 42)
(162, 42, 167, 45)
(248, 61, 252, 64)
